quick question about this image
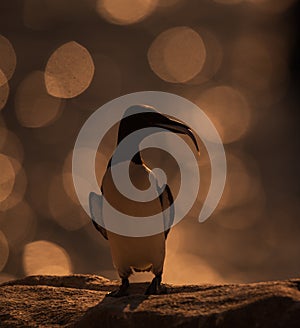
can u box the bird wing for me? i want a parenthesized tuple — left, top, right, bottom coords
(157, 183, 174, 240)
(89, 192, 108, 240)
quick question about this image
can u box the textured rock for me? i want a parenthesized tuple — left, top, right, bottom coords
(0, 275, 300, 327)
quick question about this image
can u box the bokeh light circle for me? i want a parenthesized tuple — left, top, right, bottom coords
(45, 41, 95, 99)
(96, 0, 158, 25)
(148, 27, 206, 83)
(0, 35, 17, 84)
(195, 85, 251, 144)
(23, 240, 72, 275)
(0, 201, 37, 250)
(0, 70, 9, 111)
(15, 71, 64, 128)
(0, 154, 15, 202)
(0, 230, 9, 271)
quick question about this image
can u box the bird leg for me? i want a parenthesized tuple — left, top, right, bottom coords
(107, 277, 129, 297)
(145, 272, 165, 295)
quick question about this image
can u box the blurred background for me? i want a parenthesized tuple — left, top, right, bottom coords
(0, 0, 299, 285)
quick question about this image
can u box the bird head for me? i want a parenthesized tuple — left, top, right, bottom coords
(117, 105, 199, 153)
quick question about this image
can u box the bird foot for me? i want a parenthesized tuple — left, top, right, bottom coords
(107, 288, 129, 298)
(145, 275, 166, 295)
(107, 278, 129, 298)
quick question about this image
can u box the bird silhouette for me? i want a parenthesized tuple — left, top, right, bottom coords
(89, 105, 199, 297)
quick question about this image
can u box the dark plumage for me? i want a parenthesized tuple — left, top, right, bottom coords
(89, 105, 199, 297)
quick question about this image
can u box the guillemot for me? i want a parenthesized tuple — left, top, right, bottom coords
(89, 105, 199, 296)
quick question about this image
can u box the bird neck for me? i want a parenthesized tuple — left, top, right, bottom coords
(131, 152, 143, 165)
(108, 148, 142, 168)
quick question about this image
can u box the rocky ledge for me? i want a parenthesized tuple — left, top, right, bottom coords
(0, 275, 300, 327)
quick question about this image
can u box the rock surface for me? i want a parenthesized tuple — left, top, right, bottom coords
(0, 275, 300, 327)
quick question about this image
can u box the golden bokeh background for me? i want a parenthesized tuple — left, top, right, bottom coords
(0, 0, 299, 284)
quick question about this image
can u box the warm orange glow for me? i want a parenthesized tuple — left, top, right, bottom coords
(216, 202, 265, 230)
(62, 171, 98, 209)
(164, 252, 224, 284)
(32, 103, 81, 145)
(0, 0, 298, 285)
(195, 150, 264, 214)
(48, 174, 89, 231)
(195, 86, 251, 143)
(0, 69, 7, 89)
(0, 130, 23, 165)
(230, 36, 272, 93)
(15, 71, 63, 128)
(0, 132, 26, 212)
(128, 226, 225, 284)
(148, 27, 206, 83)
(0, 231, 9, 271)
(23, 240, 72, 275)
(62, 172, 80, 206)
(0, 273, 16, 283)
(218, 153, 264, 209)
(0, 202, 36, 250)
(0, 154, 15, 202)
(71, 53, 122, 112)
(0, 167, 27, 212)
(63, 149, 107, 205)
(163, 228, 224, 284)
(55, 148, 108, 230)
(0, 70, 9, 111)
(0, 35, 16, 84)
(45, 41, 95, 99)
(0, 130, 25, 211)
(27, 162, 59, 218)
(96, 0, 157, 25)
(227, 34, 289, 107)
(188, 29, 223, 85)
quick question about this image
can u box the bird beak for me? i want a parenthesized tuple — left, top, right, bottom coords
(153, 116, 199, 153)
